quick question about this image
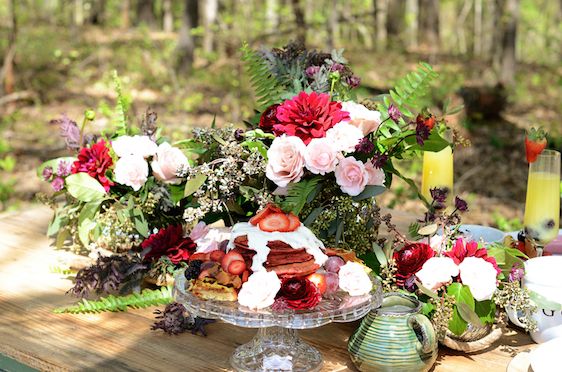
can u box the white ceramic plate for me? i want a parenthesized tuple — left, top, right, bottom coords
(457, 224, 505, 243)
(530, 336, 562, 372)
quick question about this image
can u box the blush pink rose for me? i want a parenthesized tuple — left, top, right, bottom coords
(334, 156, 368, 196)
(340, 101, 382, 136)
(304, 138, 340, 175)
(114, 155, 148, 191)
(325, 122, 364, 153)
(151, 142, 188, 184)
(266, 135, 306, 187)
(364, 161, 386, 186)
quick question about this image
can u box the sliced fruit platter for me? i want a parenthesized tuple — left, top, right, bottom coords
(176, 204, 380, 318)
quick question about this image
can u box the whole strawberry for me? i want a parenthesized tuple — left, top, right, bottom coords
(525, 127, 547, 163)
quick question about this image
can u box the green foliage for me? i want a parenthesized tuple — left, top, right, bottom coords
(54, 286, 173, 314)
(279, 177, 322, 216)
(65, 173, 106, 202)
(447, 283, 474, 335)
(492, 212, 523, 231)
(241, 42, 286, 110)
(49, 265, 76, 276)
(112, 70, 130, 136)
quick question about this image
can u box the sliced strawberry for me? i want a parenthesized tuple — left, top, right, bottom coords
(190, 252, 210, 262)
(210, 250, 226, 262)
(258, 213, 291, 232)
(241, 270, 250, 283)
(249, 203, 284, 225)
(287, 213, 301, 232)
(525, 127, 547, 163)
(227, 260, 246, 275)
(221, 251, 245, 272)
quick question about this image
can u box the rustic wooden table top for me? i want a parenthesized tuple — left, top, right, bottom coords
(0, 205, 536, 371)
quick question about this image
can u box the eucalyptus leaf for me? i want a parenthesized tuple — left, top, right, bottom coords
(418, 224, 438, 236)
(352, 185, 386, 201)
(184, 173, 207, 197)
(457, 302, 484, 326)
(372, 243, 388, 267)
(414, 280, 439, 299)
(65, 173, 106, 202)
(304, 207, 324, 226)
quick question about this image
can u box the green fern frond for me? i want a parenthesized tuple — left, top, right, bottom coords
(54, 286, 173, 314)
(112, 70, 129, 136)
(241, 42, 286, 110)
(279, 177, 322, 216)
(385, 62, 438, 118)
(49, 265, 76, 276)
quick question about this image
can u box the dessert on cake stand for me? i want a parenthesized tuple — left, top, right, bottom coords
(175, 272, 382, 372)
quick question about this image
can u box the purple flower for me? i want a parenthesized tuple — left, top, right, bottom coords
(346, 75, 361, 88)
(330, 63, 344, 72)
(57, 160, 72, 177)
(355, 138, 375, 154)
(51, 177, 64, 192)
(430, 187, 449, 204)
(415, 121, 430, 146)
(305, 65, 320, 77)
(388, 104, 402, 123)
(51, 114, 81, 151)
(42, 166, 53, 181)
(454, 196, 469, 212)
(371, 152, 388, 168)
(509, 264, 524, 282)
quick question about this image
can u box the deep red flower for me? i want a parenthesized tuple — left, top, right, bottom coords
(71, 139, 114, 191)
(444, 238, 501, 275)
(273, 92, 350, 144)
(259, 104, 280, 132)
(276, 277, 321, 310)
(142, 225, 197, 264)
(393, 243, 435, 287)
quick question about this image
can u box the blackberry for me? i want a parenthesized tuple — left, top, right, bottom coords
(517, 230, 526, 242)
(184, 260, 203, 280)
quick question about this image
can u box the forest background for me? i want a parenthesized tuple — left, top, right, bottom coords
(0, 0, 561, 229)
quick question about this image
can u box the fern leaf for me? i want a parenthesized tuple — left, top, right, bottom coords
(241, 43, 286, 110)
(54, 286, 173, 314)
(280, 177, 322, 216)
(112, 70, 129, 136)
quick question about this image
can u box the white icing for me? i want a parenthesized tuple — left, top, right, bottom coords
(227, 222, 328, 272)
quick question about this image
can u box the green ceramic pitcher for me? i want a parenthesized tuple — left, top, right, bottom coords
(348, 292, 437, 372)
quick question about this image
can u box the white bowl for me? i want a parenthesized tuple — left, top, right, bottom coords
(530, 336, 562, 371)
(457, 224, 505, 243)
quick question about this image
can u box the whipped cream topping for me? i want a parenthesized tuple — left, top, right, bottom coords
(227, 222, 328, 272)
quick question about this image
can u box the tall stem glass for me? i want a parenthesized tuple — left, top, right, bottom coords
(421, 146, 454, 204)
(524, 150, 561, 256)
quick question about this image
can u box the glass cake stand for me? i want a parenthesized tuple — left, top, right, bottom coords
(174, 272, 382, 372)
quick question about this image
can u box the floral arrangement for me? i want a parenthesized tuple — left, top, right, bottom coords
(39, 43, 459, 334)
(376, 188, 536, 340)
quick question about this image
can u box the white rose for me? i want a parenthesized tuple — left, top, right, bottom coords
(265, 135, 306, 188)
(458, 257, 498, 301)
(325, 122, 364, 153)
(237, 271, 281, 310)
(114, 155, 149, 191)
(112, 135, 158, 158)
(338, 261, 372, 296)
(304, 138, 340, 175)
(341, 101, 382, 136)
(151, 142, 189, 184)
(415, 257, 459, 292)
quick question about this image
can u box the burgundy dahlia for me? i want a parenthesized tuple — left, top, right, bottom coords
(259, 104, 280, 133)
(142, 225, 197, 264)
(393, 243, 435, 288)
(273, 92, 350, 144)
(71, 139, 114, 191)
(277, 277, 321, 310)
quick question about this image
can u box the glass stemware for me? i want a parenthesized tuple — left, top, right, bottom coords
(524, 149, 561, 256)
(421, 146, 454, 204)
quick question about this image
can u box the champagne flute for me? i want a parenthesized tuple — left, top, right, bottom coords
(421, 146, 454, 205)
(524, 149, 561, 256)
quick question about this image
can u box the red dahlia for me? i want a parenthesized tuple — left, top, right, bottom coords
(71, 139, 114, 192)
(444, 239, 501, 275)
(276, 277, 321, 310)
(142, 225, 197, 264)
(393, 243, 435, 287)
(274, 92, 350, 144)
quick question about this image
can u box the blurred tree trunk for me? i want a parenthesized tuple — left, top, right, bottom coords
(406, 0, 418, 49)
(498, 0, 519, 85)
(373, 0, 387, 50)
(137, 0, 156, 27)
(266, 0, 278, 31)
(418, 0, 439, 53)
(74, 0, 84, 26)
(327, 0, 339, 49)
(163, 0, 174, 32)
(175, 0, 199, 74)
(203, 0, 218, 53)
(474, 0, 482, 56)
(2, 0, 17, 95)
(483, 0, 495, 59)
(89, 0, 106, 25)
(122, 0, 131, 29)
(291, 0, 306, 45)
(386, 0, 405, 48)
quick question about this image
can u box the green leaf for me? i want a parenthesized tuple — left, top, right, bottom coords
(78, 218, 96, 246)
(169, 184, 185, 204)
(418, 223, 438, 236)
(184, 173, 207, 197)
(372, 243, 388, 267)
(173, 139, 207, 154)
(280, 177, 322, 216)
(48, 212, 63, 236)
(240, 139, 268, 159)
(405, 131, 450, 152)
(37, 157, 76, 178)
(78, 200, 102, 226)
(65, 173, 106, 202)
(447, 283, 475, 309)
(303, 207, 324, 226)
(415, 280, 439, 299)
(457, 302, 484, 327)
(448, 306, 468, 336)
(352, 185, 386, 201)
(135, 214, 150, 238)
(474, 300, 496, 325)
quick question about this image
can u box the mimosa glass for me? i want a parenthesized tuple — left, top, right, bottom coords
(524, 149, 561, 256)
(421, 146, 454, 203)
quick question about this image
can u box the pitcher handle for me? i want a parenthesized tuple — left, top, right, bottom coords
(408, 313, 437, 355)
(506, 306, 527, 328)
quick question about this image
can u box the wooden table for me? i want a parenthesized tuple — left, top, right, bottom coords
(0, 206, 536, 371)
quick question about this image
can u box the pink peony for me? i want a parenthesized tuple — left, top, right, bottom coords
(114, 155, 148, 191)
(304, 138, 340, 175)
(340, 101, 382, 136)
(273, 92, 350, 145)
(364, 161, 386, 186)
(334, 156, 368, 196)
(325, 122, 364, 153)
(266, 135, 306, 188)
(151, 142, 188, 184)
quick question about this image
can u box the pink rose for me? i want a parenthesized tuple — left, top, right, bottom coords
(334, 156, 368, 196)
(340, 101, 382, 136)
(266, 135, 306, 187)
(325, 122, 364, 153)
(114, 155, 148, 191)
(304, 138, 340, 175)
(151, 142, 188, 184)
(364, 161, 385, 186)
